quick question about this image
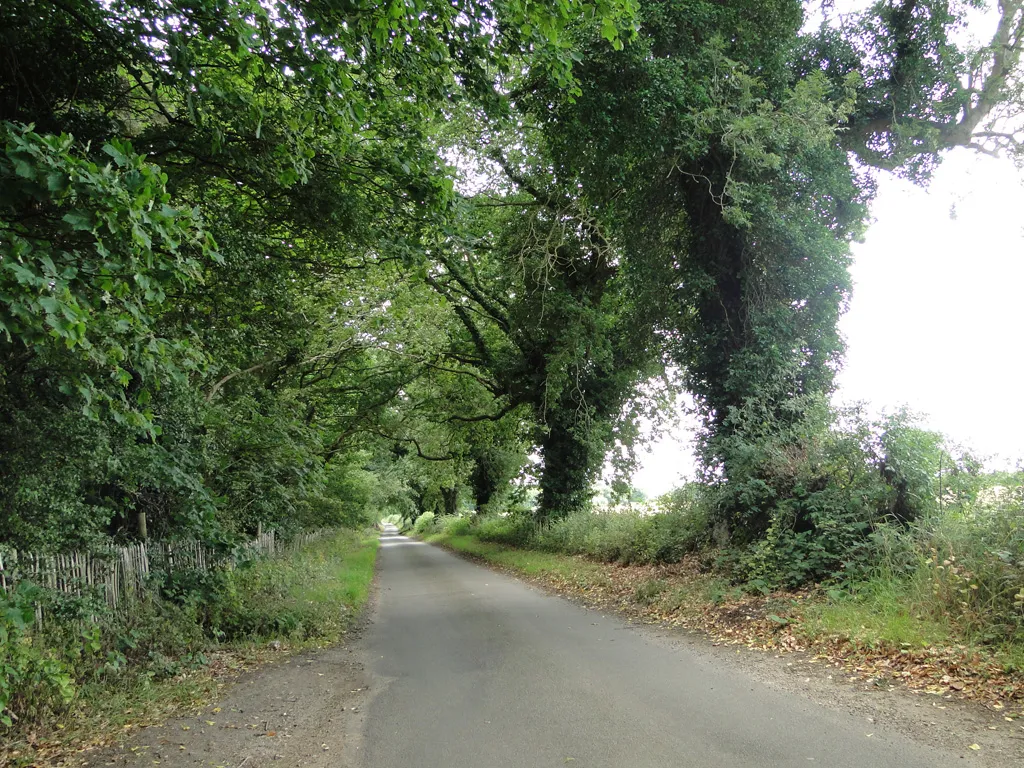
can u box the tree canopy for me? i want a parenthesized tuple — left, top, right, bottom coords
(2, 0, 1022, 551)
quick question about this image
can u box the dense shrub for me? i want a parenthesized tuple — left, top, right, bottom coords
(412, 512, 436, 535)
(474, 514, 537, 547)
(706, 400, 984, 588)
(435, 515, 473, 536)
(534, 495, 707, 565)
(0, 584, 75, 728)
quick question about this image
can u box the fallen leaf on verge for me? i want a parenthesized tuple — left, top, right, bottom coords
(968, 744, 981, 750)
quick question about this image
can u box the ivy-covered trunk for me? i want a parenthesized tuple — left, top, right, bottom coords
(536, 416, 601, 520)
(676, 158, 851, 541)
(468, 446, 503, 511)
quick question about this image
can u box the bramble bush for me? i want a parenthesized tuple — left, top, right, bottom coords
(704, 398, 981, 588)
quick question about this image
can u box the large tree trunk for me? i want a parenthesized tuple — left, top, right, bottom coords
(440, 486, 459, 516)
(469, 455, 498, 511)
(536, 418, 599, 521)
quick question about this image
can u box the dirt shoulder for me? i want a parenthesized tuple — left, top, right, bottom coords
(73, 641, 374, 768)
(56, 582, 384, 768)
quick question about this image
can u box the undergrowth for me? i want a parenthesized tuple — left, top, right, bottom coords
(0, 529, 378, 764)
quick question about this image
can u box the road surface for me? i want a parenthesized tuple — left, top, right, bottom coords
(361, 529, 963, 768)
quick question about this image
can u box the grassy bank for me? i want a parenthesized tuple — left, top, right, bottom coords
(1, 529, 378, 766)
(419, 514, 1024, 712)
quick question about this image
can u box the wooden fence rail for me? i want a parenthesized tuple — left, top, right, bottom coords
(0, 528, 332, 616)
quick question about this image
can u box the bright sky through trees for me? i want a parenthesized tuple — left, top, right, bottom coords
(629, 1, 1024, 497)
(838, 150, 1024, 465)
(633, 152, 1024, 497)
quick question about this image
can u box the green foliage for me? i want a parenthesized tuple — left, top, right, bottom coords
(0, 0, 638, 555)
(474, 514, 539, 547)
(509, 0, 1024, 539)
(0, 530, 377, 743)
(309, 457, 382, 531)
(0, 382, 217, 550)
(908, 498, 1024, 644)
(535, 505, 705, 564)
(0, 584, 74, 729)
(708, 401, 974, 588)
(3, 0, 1024, 708)
(800, 483, 1024, 653)
(443, 496, 708, 566)
(0, 124, 211, 429)
(435, 515, 474, 537)
(202, 531, 378, 641)
(413, 512, 437, 536)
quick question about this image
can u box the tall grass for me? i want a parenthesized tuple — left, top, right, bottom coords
(803, 496, 1024, 656)
(535, 507, 707, 564)
(213, 528, 378, 640)
(413, 494, 708, 566)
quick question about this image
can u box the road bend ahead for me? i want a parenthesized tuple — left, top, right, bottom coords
(360, 530, 958, 768)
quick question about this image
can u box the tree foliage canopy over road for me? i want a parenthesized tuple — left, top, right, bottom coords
(3, 0, 1023, 552)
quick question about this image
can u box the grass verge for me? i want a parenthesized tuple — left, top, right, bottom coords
(1, 529, 379, 767)
(423, 531, 607, 584)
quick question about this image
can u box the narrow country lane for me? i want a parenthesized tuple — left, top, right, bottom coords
(361, 529, 962, 768)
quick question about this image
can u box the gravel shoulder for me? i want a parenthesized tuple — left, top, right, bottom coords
(75, 598, 381, 768)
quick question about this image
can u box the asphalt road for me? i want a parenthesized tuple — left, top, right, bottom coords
(361, 530, 961, 768)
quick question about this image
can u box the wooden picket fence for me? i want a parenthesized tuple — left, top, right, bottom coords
(0, 528, 332, 617)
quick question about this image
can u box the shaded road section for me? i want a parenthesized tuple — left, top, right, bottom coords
(360, 530, 964, 768)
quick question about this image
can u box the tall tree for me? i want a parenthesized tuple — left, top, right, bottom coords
(509, 0, 1023, 531)
(0, 0, 638, 546)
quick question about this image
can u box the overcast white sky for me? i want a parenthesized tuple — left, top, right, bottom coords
(632, 150, 1024, 497)
(837, 151, 1024, 458)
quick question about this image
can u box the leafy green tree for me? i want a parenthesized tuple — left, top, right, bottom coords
(0, 0, 638, 548)
(421, 145, 670, 518)
(511, 0, 1023, 536)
